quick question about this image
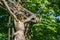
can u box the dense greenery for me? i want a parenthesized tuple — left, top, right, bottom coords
(0, 0, 60, 40)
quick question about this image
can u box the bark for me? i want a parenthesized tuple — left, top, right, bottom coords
(25, 23, 31, 40)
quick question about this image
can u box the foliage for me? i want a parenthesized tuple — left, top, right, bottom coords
(25, 0, 60, 40)
(0, 0, 60, 40)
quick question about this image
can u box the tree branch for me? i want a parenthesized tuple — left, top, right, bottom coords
(0, 1, 3, 5)
(13, 2, 35, 15)
(24, 14, 35, 22)
(2, 0, 19, 22)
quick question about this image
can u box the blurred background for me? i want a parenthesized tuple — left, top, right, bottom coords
(0, 0, 60, 40)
